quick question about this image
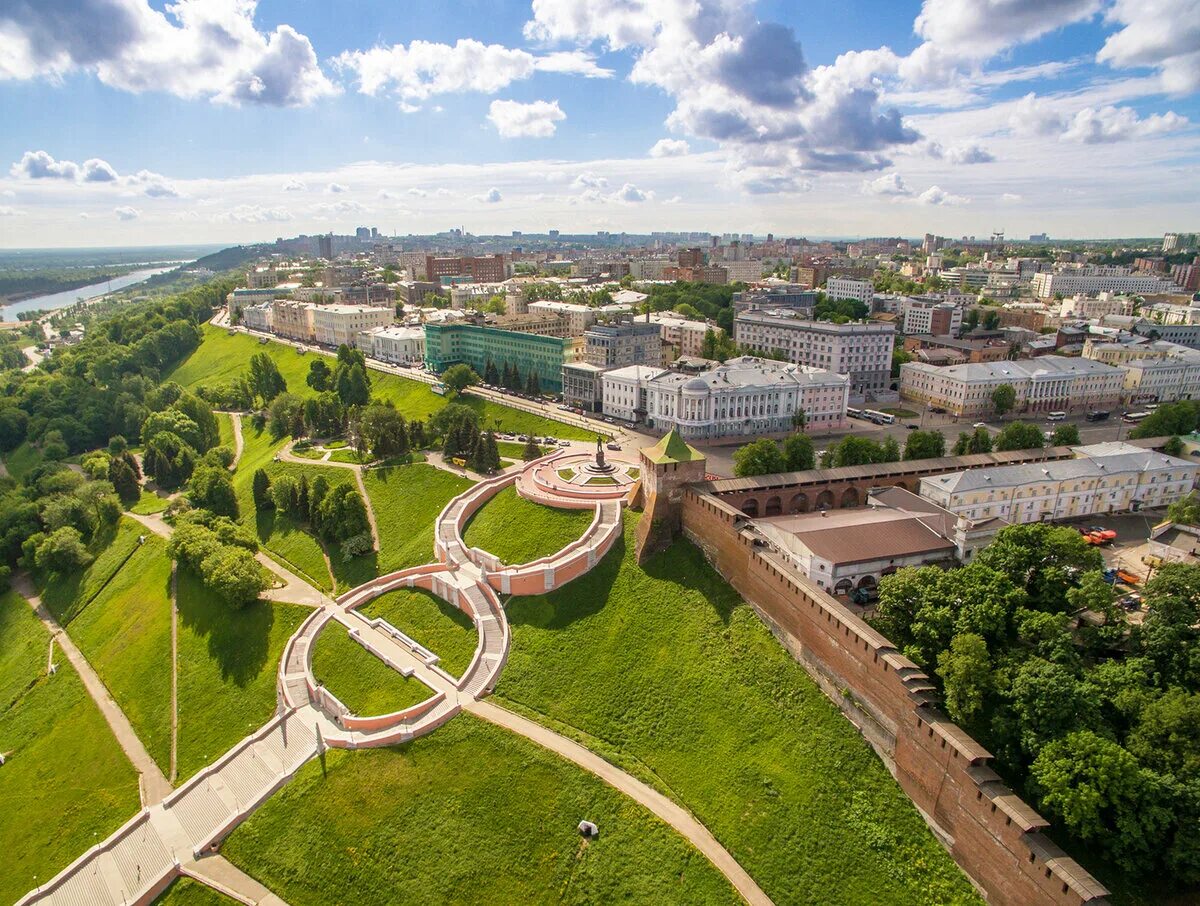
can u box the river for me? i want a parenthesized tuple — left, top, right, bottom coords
(1, 265, 179, 320)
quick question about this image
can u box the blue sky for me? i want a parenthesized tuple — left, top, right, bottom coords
(0, 0, 1197, 246)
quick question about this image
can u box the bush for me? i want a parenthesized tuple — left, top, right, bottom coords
(35, 526, 94, 574)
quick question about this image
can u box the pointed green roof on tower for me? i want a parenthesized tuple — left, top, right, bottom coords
(642, 428, 705, 465)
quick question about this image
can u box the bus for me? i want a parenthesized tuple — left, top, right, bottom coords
(862, 408, 896, 425)
(431, 382, 447, 396)
(846, 407, 864, 420)
(1047, 411, 1067, 421)
(1122, 411, 1151, 423)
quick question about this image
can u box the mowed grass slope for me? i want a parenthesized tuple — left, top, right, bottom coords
(363, 463, 471, 573)
(310, 621, 432, 716)
(497, 515, 981, 906)
(67, 533, 174, 775)
(40, 517, 145, 624)
(168, 325, 595, 440)
(175, 568, 309, 781)
(153, 878, 238, 905)
(223, 716, 739, 906)
(361, 587, 477, 679)
(3, 440, 44, 482)
(0, 592, 140, 904)
(463, 486, 594, 565)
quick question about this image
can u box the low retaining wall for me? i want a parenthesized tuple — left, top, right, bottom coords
(340, 691, 445, 732)
(680, 487, 1109, 906)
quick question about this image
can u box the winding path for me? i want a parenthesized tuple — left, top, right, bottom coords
(276, 440, 380, 553)
(12, 573, 174, 807)
(20, 448, 771, 906)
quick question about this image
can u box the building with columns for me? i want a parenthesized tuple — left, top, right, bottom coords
(899, 355, 1123, 416)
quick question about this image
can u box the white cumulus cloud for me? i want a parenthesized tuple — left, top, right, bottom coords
(649, 138, 690, 157)
(113, 205, 140, 220)
(918, 185, 970, 205)
(487, 99, 565, 138)
(472, 187, 503, 203)
(1098, 0, 1200, 94)
(0, 0, 337, 106)
(861, 172, 911, 196)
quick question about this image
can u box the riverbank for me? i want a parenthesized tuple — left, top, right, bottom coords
(1, 265, 180, 319)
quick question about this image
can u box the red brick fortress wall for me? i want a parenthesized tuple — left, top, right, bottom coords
(680, 488, 1110, 906)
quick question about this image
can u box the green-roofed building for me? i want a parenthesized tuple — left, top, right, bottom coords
(424, 322, 572, 392)
(643, 428, 705, 465)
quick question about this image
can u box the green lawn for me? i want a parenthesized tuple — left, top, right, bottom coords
(289, 446, 326, 460)
(463, 486, 594, 565)
(498, 440, 546, 460)
(4, 440, 44, 482)
(223, 716, 739, 905)
(0, 591, 140, 905)
(216, 411, 234, 450)
(131, 487, 171, 514)
(309, 620, 432, 716)
(67, 533, 174, 775)
(168, 326, 595, 440)
(496, 515, 981, 905)
(361, 587, 477, 678)
(327, 448, 365, 463)
(175, 568, 309, 782)
(362, 463, 472, 574)
(153, 877, 238, 905)
(39, 516, 145, 624)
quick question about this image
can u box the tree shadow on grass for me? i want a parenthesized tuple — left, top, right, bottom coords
(636, 533, 740, 627)
(505, 534, 623, 631)
(41, 520, 125, 624)
(332, 549, 377, 595)
(176, 567, 273, 687)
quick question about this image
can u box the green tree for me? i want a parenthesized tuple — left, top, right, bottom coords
(252, 468, 272, 510)
(891, 347, 912, 379)
(302, 392, 345, 438)
(199, 545, 267, 608)
(188, 464, 239, 518)
(991, 383, 1016, 417)
(248, 352, 287, 405)
(903, 429, 945, 460)
(107, 455, 140, 505)
(733, 438, 786, 477)
(1051, 423, 1081, 446)
(1130, 401, 1200, 439)
(335, 362, 371, 408)
(442, 363, 481, 395)
(142, 431, 198, 489)
(782, 433, 815, 471)
(360, 403, 409, 459)
(35, 526, 93, 574)
(306, 358, 331, 391)
(1128, 689, 1200, 781)
(1168, 491, 1200, 526)
(977, 523, 1103, 612)
(995, 421, 1044, 451)
(174, 393, 219, 452)
(937, 633, 993, 727)
(952, 426, 993, 456)
(267, 393, 305, 439)
(1030, 730, 1169, 873)
(1010, 658, 1099, 756)
(522, 437, 541, 461)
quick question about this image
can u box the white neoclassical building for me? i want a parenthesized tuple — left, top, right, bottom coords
(361, 325, 426, 364)
(899, 355, 1124, 416)
(601, 355, 849, 439)
(920, 442, 1199, 523)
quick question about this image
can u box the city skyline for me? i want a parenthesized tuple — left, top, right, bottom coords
(1, 0, 1198, 247)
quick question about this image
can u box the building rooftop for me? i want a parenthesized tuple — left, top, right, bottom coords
(646, 355, 847, 393)
(642, 428, 705, 465)
(903, 354, 1120, 381)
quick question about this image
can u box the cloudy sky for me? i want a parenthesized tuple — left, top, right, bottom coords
(0, 0, 1197, 247)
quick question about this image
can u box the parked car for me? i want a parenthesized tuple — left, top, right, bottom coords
(606, 442, 622, 451)
(1088, 525, 1117, 539)
(1085, 410, 1111, 422)
(850, 586, 878, 605)
(972, 422, 988, 429)
(930, 406, 947, 414)
(1118, 594, 1143, 611)
(906, 423, 919, 430)
(1116, 569, 1141, 585)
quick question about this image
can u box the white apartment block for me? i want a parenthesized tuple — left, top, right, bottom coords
(902, 299, 962, 337)
(1060, 292, 1136, 320)
(311, 305, 393, 349)
(1120, 355, 1200, 404)
(734, 310, 895, 397)
(527, 300, 599, 336)
(601, 365, 666, 422)
(921, 443, 1199, 524)
(1031, 270, 1182, 299)
(899, 355, 1124, 416)
(636, 356, 849, 440)
(722, 260, 766, 283)
(825, 276, 874, 305)
(647, 312, 711, 358)
(239, 301, 273, 333)
(361, 325, 425, 364)
(628, 258, 672, 279)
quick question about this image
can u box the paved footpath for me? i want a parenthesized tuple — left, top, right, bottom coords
(466, 700, 773, 906)
(126, 510, 331, 608)
(13, 573, 174, 806)
(183, 854, 290, 906)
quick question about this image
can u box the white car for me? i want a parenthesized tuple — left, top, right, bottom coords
(972, 422, 988, 429)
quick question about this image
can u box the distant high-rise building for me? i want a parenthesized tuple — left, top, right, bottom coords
(355, 226, 371, 240)
(317, 234, 333, 260)
(1163, 233, 1180, 253)
(548, 229, 560, 238)
(1029, 233, 1049, 242)
(678, 247, 705, 269)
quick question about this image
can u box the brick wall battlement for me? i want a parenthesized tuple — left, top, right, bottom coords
(680, 487, 1110, 906)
